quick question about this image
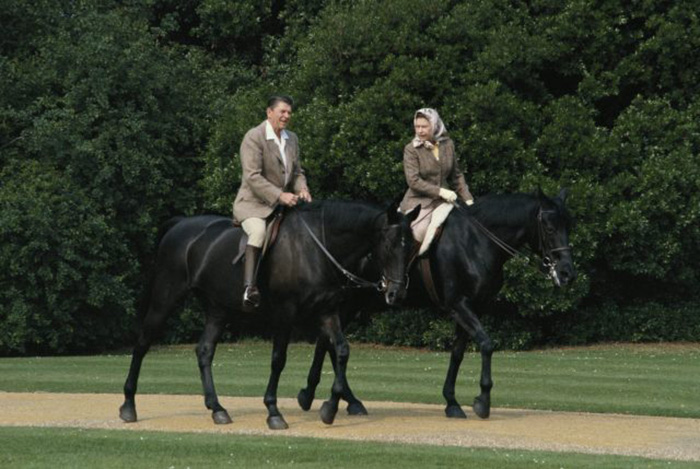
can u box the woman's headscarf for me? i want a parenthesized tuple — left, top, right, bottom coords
(412, 108, 448, 149)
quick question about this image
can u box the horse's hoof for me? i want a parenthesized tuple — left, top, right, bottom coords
(119, 403, 137, 423)
(346, 401, 368, 416)
(212, 410, 233, 425)
(267, 415, 289, 430)
(445, 404, 467, 419)
(320, 401, 338, 425)
(472, 397, 491, 419)
(297, 389, 314, 411)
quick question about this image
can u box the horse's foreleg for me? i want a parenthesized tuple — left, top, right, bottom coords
(449, 297, 493, 419)
(297, 336, 327, 411)
(196, 311, 231, 424)
(264, 329, 292, 430)
(319, 315, 349, 425)
(442, 326, 469, 418)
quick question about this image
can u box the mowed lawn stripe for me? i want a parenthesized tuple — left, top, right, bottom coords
(0, 341, 697, 417)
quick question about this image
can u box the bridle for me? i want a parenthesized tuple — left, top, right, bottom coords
(537, 209, 572, 282)
(471, 207, 572, 282)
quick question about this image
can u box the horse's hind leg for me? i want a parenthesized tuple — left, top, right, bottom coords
(328, 338, 367, 415)
(298, 336, 367, 416)
(196, 308, 231, 424)
(297, 336, 325, 411)
(319, 315, 350, 425)
(448, 297, 494, 419)
(264, 328, 292, 430)
(120, 276, 186, 423)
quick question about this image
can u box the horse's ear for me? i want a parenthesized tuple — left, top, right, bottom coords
(557, 187, 568, 203)
(405, 204, 421, 223)
(386, 200, 401, 224)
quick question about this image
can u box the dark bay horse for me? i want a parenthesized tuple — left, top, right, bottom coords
(119, 200, 420, 429)
(297, 189, 576, 419)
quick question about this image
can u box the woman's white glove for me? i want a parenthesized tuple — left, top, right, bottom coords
(465, 198, 474, 206)
(439, 188, 458, 203)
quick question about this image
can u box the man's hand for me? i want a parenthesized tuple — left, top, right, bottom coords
(279, 192, 299, 207)
(298, 189, 313, 203)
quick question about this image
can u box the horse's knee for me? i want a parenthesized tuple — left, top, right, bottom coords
(196, 343, 215, 366)
(479, 337, 494, 356)
(271, 351, 288, 373)
(336, 342, 349, 363)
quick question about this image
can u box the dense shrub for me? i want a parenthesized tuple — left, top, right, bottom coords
(2, 0, 699, 353)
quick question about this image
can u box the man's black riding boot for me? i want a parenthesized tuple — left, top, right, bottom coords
(242, 245, 261, 310)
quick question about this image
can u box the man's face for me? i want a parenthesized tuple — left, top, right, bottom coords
(414, 117, 432, 141)
(267, 102, 293, 133)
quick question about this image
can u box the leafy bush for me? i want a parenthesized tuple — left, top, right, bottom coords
(3, 0, 700, 353)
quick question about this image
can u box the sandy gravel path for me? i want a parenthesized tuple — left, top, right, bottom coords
(1, 392, 699, 462)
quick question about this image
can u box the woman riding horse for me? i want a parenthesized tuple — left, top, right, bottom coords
(297, 189, 576, 420)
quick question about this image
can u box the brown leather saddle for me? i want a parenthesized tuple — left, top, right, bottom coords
(231, 210, 286, 265)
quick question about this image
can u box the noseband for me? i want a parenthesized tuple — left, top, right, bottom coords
(537, 209, 572, 275)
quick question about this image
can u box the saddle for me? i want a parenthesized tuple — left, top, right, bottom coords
(231, 210, 286, 265)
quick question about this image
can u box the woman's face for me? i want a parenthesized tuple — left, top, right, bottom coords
(414, 117, 432, 141)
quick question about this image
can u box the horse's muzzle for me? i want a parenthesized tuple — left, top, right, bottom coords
(382, 275, 409, 305)
(551, 262, 576, 287)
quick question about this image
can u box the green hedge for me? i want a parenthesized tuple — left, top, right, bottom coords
(2, 0, 700, 354)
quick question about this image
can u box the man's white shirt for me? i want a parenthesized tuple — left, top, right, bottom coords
(265, 120, 290, 185)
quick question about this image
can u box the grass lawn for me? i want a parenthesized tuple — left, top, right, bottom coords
(1, 342, 698, 468)
(2, 426, 698, 469)
(1, 341, 699, 418)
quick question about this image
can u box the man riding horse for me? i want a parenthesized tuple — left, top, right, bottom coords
(233, 95, 312, 310)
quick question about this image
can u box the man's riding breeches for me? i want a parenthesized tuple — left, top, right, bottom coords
(241, 217, 266, 248)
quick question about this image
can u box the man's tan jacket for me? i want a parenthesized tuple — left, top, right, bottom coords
(233, 121, 308, 222)
(399, 137, 473, 213)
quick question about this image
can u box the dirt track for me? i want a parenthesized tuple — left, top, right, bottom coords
(1, 392, 699, 462)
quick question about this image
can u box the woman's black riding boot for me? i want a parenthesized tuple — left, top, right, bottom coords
(243, 245, 261, 311)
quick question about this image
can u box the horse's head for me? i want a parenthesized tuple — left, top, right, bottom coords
(375, 203, 421, 305)
(534, 188, 576, 287)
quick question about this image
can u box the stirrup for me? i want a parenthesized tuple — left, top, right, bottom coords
(243, 285, 260, 309)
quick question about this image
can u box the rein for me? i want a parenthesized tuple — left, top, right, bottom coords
(470, 208, 571, 278)
(298, 210, 386, 291)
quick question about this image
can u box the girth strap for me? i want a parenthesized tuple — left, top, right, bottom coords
(414, 225, 445, 306)
(419, 257, 442, 306)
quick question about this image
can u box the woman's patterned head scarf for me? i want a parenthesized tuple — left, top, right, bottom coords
(412, 108, 448, 149)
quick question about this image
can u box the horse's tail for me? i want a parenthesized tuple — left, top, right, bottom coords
(136, 216, 185, 321)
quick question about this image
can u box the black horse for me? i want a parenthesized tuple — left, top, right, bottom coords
(297, 189, 576, 420)
(119, 200, 420, 429)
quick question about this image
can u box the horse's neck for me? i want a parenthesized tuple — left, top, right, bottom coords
(471, 197, 538, 250)
(318, 205, 378, 266)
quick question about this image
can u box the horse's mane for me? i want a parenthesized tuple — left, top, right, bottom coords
(295, 200, 383, 232)
(463, 193, 536, 227)
(462, 192, 572, 228)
